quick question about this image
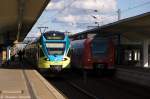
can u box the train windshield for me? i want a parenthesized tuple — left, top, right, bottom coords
(92, 39, 108, 55)
(44, 33, 65, 40)
(46, 43, 65, 55)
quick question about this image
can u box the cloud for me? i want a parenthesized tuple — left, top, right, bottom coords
(72, 0, 116, 11)
(46, 0, 65, 10)
(43, 0, 117, 33)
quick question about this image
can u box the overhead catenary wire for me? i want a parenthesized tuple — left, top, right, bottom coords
(38, 0, 78, 26)
(35, 0, 150, 31)
(121, 1, 150, 13)
(50, 1, 107, 27)
(37, 0, 106, 25)
(39, 1, 115, 27)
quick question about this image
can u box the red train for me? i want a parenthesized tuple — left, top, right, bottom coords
(71, 35, 115, 74)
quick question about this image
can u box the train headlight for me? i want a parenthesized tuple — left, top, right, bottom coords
(110, 58, 112, 62)
(88, 58, 91, 61)
(62, 58, 67, 61)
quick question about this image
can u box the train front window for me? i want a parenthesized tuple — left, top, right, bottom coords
(92, 40, 108, 54)
(47, 48, 64, 55)
(46, 43, 64, 48)
(45, 43, 65, 55)
(44, 33, 65, 40)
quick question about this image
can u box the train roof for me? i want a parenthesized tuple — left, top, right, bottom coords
(44, 31, 65, 34)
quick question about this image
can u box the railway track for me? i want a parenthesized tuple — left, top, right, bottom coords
(65, 80, 102, 99)
(94, 77, 150, 99)
(48, 70, 150, 99)
(79, 75, 150, 99)
(48, 76, 103, 99)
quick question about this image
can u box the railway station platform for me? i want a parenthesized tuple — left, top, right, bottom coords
(0, 64, 66, 99)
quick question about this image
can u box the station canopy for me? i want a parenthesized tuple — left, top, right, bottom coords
(0, 0, 50, 44)
(79, 12, 150, 41)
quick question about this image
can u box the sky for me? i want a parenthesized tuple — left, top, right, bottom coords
(26, 0, 150, 38)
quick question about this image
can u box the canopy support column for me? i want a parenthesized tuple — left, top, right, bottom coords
(143, 40, 149, 67)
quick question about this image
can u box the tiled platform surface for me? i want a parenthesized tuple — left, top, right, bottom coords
(0, 68, 66, 99)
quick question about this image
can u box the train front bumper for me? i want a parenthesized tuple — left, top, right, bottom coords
(38, 56, 70, 70)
